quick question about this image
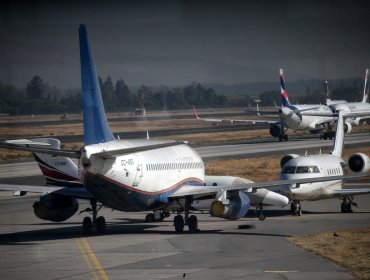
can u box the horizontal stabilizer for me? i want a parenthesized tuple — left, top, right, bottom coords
(0, 141, 80, 158)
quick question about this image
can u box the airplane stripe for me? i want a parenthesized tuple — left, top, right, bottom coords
(86, 171, 204, 195)
(38, 163, 80, 182)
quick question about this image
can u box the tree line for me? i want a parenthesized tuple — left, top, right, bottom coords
(0, 75, 366, 115)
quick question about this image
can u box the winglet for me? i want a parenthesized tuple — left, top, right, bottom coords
(79, 24, 115, 145)
(280, 69, 290, 107)
(362, 68, 369, 103)
(192, 106, 200, 119)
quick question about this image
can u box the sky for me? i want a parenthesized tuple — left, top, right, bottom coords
(1, 0, 370, 89)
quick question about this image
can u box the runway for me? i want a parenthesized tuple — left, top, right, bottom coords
(0, 175, 369, 280)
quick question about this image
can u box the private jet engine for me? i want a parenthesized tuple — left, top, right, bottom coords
(210, 190, 250, 220)
(280, 154, 300, 168)
(348, 153, 370, 174)
(344, 122, 352, 134)
(269, 123, 283, 138)
(33, 194, 79, 222)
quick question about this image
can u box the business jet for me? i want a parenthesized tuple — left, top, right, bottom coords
(0, 25, 366, 234)
(327, 69, 370, 133)
(193, 69, 336, 141)
(279, 110, 370, 215)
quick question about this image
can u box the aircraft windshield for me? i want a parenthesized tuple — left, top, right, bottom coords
(282, 166, 320, 174)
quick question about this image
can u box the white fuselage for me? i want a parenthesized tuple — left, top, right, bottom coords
(80, 139, 205, 211)
(279, 154, 345, 201)
(279, 104, 334, 130)
(334, 102, 370, 126)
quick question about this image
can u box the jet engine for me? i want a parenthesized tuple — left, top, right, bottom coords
(33, 194, 79, 222)
(348, 153, 370, 174)
(280, 154, 300, 168)
(269, 123, 282, 138)
(210, 190, 250, 220)
(344, 122, 352, 134)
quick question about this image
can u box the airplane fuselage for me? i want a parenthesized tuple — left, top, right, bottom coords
(335, 102, 370, 125)
(80, 139, 205, 211)
(279, 154, 344, 201)
(279, 104, 334, 130)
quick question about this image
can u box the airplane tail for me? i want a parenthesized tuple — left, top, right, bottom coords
(324, 81, 331, 103)
(280, 69, 291, 107)
(31, 138, 82, 187)
(331, 111, 345, 158)
(79, 24, 115, 145)
(362, 69, 369, 103)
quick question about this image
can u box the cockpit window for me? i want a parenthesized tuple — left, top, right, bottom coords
(283, 166, 320, 174)
(282, 166, 296, 174)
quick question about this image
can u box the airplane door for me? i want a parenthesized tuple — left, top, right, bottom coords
(133, 161, 142, 186)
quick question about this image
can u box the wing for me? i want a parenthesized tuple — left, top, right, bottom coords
(193, 106, 277, 125)
(169, 173, 369, 199)
(331, 188, 370, 198)
(0, 183, 92, 199)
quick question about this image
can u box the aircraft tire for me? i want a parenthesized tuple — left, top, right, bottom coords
(174, 215, 184, 233)
(145, 213, 155, 222)
(96, 216, 106, 234)
(83, 216, 93, 234)
(258, 213, 266, 221)
(188, 215, 198, 232)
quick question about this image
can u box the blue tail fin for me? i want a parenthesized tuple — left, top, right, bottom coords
(79, 24, 115, 145)
(280, 69, 291, 107)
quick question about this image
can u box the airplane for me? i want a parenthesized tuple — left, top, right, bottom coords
(13, 136, 289, 222)
(327, 69, 370, 133)
(0, 25, 367, 234)
(193, 69, 337, 141)
(279, 110, 370, 216)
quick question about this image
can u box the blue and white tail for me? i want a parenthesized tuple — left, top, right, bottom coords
(31, 138, 82, 188)
(280, 69, 291, 107)
(79, 24, 115, 145)
(362, 69, 369, 103)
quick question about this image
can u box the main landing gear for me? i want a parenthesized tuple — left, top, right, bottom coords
(80, 198, 106, 234)
(290, 200, 302, 216)
(173, 197, 199, 233)
(340, 197, 357, 213)
(256, 203, 266, 221)
(320, 123, 335, 140)
(278, 127, 289, 142)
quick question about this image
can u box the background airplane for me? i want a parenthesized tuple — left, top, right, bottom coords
(0, 25, 367, 234)
(327, 69, 370, 133)
(193, 69, 337, 141)
(279, 110, 370, 215)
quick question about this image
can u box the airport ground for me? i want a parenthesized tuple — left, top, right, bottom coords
(0, 109, 369, 279)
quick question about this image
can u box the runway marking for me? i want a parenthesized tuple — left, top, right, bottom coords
(76, 238, 109, 280)
(264, 270, 298, 273)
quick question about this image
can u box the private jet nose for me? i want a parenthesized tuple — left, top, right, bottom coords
(262, 191, 289, 206)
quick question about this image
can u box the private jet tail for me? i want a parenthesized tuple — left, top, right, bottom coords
(79, 24, 115, 145)
(331, 111, 345, 158)
(362, 68, 369, 103)
(31, 138, 82, 188)
(280, 69, 291, 107)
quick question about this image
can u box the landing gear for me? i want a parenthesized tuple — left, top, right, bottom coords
(256, 204, 266, 221)
(173, 197, 199, 233)
(80, 199, 106, 234)
(145, 210, 170, 222)
(340, 197, 356, 213)
(290, 201, 302, 216)
(320, 123, 335, 140)
(278, 128, 289, 142)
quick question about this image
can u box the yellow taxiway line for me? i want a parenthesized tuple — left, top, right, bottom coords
(76, 238, 109, 280)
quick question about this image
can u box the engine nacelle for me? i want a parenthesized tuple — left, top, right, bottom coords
(33, 194, 79, 222)
(269, 123, 282, 138)
(280, 154, 300, 168)
(348, 153, 370, 174)
(344, 122, 352, 134)
(210, 190, 250, 220)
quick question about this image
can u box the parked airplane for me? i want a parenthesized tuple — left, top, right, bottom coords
(0, 25, 366, 234)
(279, 110, 370, 215)
(193, 69, 336, 141)
(17, 137, 288, 222)
(327, 69, 370, 133)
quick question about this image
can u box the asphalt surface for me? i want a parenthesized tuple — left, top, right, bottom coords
(0, 174, 369, 280)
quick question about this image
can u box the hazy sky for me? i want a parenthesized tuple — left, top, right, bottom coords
(1, 0, 370, 89)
